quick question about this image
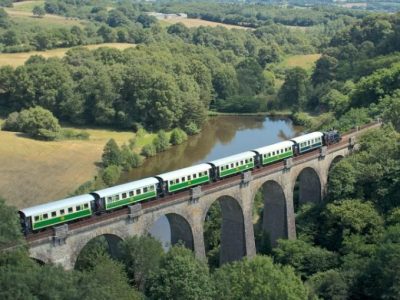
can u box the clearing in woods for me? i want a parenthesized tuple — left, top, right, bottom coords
(280, 54, 322, 71)
(0, 126, 157, 209)
(161, 17, 252, 30)
(0, 43, 136, 67)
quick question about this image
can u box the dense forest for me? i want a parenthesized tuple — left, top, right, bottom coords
(1, 0, 400, 299)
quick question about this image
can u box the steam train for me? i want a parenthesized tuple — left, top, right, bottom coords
(19, 130, 341, 234)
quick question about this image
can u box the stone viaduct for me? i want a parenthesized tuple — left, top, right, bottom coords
(26, 123, 380, 270)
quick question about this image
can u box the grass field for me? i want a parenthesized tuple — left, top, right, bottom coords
(0, 126, 158, 209)
(281, 54, 322, 71)
(0, 43, 136, 67)
(161, 18, 252, 30)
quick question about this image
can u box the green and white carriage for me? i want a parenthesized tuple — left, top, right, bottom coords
(157, 164, 211, 193)
(209, 151, 256, 178)
(253, 141, 294, 165)
(291, 132, 323, 154)
(19, 194, 95, 232)
(92, 177, 159, 211)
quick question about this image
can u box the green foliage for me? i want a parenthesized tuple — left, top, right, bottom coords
(183, 122, 200, 135)
(0, 198, 23, 248)
(153, 130, 170, 153)
(60, 129, 90, 140)
(307, 270, 348, 300)
(119, 235, 164, 292)
(2, 107, 61, 140)
(75, 236, 110, 271)
(169, 128, 188, 146)
(32, 6, 45, 18)
(279, 67, 309, 111)
(121, 144, 143, 170)
(141, 143, 156, 158)
(321, 199, 384, 251)
(146, 245, 214, 300)
(102, 138, 122, 168)
(213, 256, 307, 300)
(273, 239, 339, 279)
(101, 165, 121, 186)
(204, 202, 222, 269)
(380, 89, 400, 131)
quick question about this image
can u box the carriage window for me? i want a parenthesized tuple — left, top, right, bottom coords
(136, 189, 141, 195)
(170, 180, 174, 185)
(193, 174, 197, 179)
(34, 216, 39, 222)
(107, 196, 112, 202)
(68, 207, 73, 213)
(51, 211, 56, 217)
(235, 162, 238, 167)
(60, 209, 65, 215)
(43, 213, 48, 219)
(150, 186, 154, 191)
(182, 177, 185, 182)
(176, 179, 180, 183)
(144, 187, 148, 193)
(122, 193, 127, 199)
(188, 175, 191, 180)
(129, 191, 134, 197)
(231, 163, 234, 168)
(84, 203, 89, 209)
(115, 195, 120, 201)
(76, 205, 81, 211)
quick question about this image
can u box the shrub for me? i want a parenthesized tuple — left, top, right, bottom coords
(1, 111, 20, 131)
(141, 144, 156, 158)
(153, 130, 170, 153)
(184, 122, 200, 135)
(170, 128, 188, 145)
(101, 165, 121, 186)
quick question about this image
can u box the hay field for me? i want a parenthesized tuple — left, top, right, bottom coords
(281, 54, 322, 71)
(161, 18, 252, 30)
(0, 127, 143, 209)
(0, 43, 136, 67)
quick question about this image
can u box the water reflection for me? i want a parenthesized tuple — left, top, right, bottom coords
(120, 115, 302, 183)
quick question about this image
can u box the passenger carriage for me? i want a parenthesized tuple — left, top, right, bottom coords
(92, 177, 159, 211)
(253, 141, 294, 166)
(208, 151, 256, 179)
(19, 194, 95, 233)
(291, 132, 323, 154)
(156, 164, 211, 194)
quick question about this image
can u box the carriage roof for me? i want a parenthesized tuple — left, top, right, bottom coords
(253, 141, 294, 155)
(156, 164, 211, 182)
(290, 132, 323, 144)
(92, 177, 159, 198)
(208, 151, 256, 167)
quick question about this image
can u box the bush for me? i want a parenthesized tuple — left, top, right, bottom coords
(60, 129, 90, 140)
(170, 128, 188, 145)
(101, 165, 121, 186)
(184, 122, 200, 135)
(153, 130, 170, 153)
(102, 139, 122, 168)
(2, 107, 61, 140)
(141, 143, 156, 158)
(121, 144, 144, 170)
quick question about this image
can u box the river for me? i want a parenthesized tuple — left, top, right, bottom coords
(120, 115, 302, 248)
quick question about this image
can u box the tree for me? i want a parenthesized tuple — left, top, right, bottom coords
(146, 246, 214, 300)
(0, 198, 23, 248)
(121, 144, 143, 170)
(32, 6, 45, 18)
(312, 55, 338, 85)
(101, 165, 121, 186)
(381, 90, 400, 131)
(213, 256, 308, 300)
(273, 239, 339, 279)
(11, 107, 61, 140)
(307, 270, 348, 300)
(75, 236, 110, 271)
(170, 128, 188, 146)
(0, 8, 10, 29)
(119, 235, 164, 292)
(279, 67, 309, 111)
(102, 139, 122, 168)
(153, 130, 170, 153)
(236, 58, 266, 96)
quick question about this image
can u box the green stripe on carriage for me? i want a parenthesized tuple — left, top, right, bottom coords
(220, 162, 254, 178)
(169, 175, 210, 193)
(106, 191, 156, 210)
(262, 151, 293, 165)
(300, 142, 322, 153)
(33, 209, 92, 230)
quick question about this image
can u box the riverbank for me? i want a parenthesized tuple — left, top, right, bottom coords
(208, 110, 292, 117)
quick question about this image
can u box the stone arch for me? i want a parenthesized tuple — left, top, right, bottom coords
(294, 167, 322, 209)
(147, 212, 194, 251)
(329, 155, 344, 172)
(203, 195, 246, 265)
(72, 232, 124, 269)
(257, 180, 287, 248)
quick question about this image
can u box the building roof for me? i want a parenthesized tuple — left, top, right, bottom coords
(156, 164, 211, 181)
(253, 141, 294, 155)
(92, 177, 159, 198)
(208, 151, 256, 167)
(20, 194, 95, 217)
(290, 132, 323, 144)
